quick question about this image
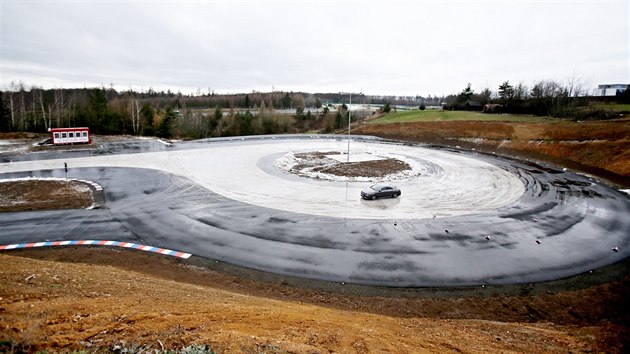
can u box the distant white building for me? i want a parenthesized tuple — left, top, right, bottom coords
(594, 84, 629, 96)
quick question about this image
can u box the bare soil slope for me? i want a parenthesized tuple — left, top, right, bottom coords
(1, 249, 629, 353)
(353, 118, 630, 187)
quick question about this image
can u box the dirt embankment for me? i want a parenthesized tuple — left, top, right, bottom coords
(353, 119, 630, 187)
(1, 248, 629, 353)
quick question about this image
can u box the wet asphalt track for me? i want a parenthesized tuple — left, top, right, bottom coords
(1, 135, 630, 287)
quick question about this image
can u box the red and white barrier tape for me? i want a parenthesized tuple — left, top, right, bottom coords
(0, 240, 191, 259)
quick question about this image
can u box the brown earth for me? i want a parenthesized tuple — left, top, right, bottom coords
(1, 125, 630, 353)
(353, 118, 630, 187)
(1, 248, 629, 353)
(0, 132, 48, 140)
(0, 180, 94, 212)
(314, 159, 410, 178)
(287, 151, 411, 179)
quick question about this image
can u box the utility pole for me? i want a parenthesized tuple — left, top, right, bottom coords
(347, 92, 351, 163)
(340, 92, 361, 163)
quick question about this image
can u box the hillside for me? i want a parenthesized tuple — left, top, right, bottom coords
(2, 248, 629, 353)
(354, 115, 630, 187)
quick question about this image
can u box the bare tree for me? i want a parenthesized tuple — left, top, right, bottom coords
(18, 82, 26, 131)
(54, 89, 64, 128)
(37, 87, 50, 130)
(292, 93, 305, 110)
(47, 104, 53, 129)
(514, 83, 528, 102)
(566, 73, 586, 98)
(129, 97, 141, 134)
(8, 82, 16, 128)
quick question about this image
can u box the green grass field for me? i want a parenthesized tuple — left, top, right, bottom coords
(591, 103, 630, 111)
(368, 110, 550, 124)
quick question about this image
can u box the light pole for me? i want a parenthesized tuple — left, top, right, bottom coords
(341, 92, 361, 163)
(347, 92, 351, 163)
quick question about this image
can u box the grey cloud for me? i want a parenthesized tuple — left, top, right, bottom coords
(2, 1, 627, 96)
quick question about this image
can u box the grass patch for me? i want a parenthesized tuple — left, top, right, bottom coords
(591, 103, 630, 112)
(368, 110, 550, 124)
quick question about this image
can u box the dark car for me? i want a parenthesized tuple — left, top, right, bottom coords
(361, 183, 401, 200)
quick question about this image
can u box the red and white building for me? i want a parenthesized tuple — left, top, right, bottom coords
(50, 127, 92, 145)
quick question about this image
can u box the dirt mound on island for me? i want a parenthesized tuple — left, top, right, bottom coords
(0, 179, 94, 212)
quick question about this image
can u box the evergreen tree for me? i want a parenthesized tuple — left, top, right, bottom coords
(460, 83, 474, 100)
(0, 92, 11, 132)
(141, 104, 155, 136)
(499, 81, 515, 103)
(88, 88, 109, 132)
(235, 111, 254, 135)
(335, 110, 343, 129)
(281, 93, 292, 109)
(156, 106, 175, 138)
(295, 106, 305, 120)
(213, 106, 223, 136)
(244, 94, 251, 108)
(214, 106, 223, 122)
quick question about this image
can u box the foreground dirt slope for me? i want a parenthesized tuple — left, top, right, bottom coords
(353, 118, 630, 186)
(1, 249, 629, 353)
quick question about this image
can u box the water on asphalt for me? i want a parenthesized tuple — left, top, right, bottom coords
(1, 136, 629, 287)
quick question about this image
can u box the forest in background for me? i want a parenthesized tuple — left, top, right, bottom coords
(0, 79, 627, 139)
(0, 87, 417, 138)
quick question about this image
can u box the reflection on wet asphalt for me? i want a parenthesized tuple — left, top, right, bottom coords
(1, 135, 629, 287)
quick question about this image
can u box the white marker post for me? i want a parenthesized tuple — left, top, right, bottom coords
(347, 92, 351, 163)
(340, 92, 362, 163)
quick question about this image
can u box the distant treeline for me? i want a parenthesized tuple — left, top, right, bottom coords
(0, 80, 627, 138)
(444, 80, 630, 117)
(0, 86, 444, 138)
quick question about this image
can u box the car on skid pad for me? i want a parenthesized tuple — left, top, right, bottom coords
(361, 183, 401, 200)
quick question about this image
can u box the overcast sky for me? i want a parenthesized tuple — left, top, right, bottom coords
(1, 0, 628, 96)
